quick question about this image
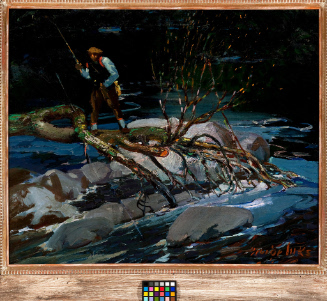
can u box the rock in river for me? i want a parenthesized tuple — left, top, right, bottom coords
(33, 169, 88, 201)
(9, 168, 33, 188)
(80, 161, 112, 185)
(128, 118, 270, 162)
(9, 184, 77, 230)
(166, 206, 253, 247)
(45, 217, 114, 251)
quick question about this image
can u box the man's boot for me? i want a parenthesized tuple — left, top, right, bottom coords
(118, 119, 130, 133)
(91, 123, 98, 133)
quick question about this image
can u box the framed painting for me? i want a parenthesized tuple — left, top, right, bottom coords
(1, 0, 326, 299)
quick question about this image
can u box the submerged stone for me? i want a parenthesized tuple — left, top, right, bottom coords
(166, 206, 253, 247)
(45, 217, 114, 251)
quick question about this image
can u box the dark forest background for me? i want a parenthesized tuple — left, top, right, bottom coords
(9, 9, 319, 127)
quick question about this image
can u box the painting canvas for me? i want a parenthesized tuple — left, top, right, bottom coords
(8, 8, 320, 266)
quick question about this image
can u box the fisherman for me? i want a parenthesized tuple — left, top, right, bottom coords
(75, 47, 129, 133)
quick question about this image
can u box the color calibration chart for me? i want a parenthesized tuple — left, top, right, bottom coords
(142, 281, 177, 301)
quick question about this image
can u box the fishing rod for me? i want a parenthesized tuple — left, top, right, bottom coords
(46, 16, 81, 65)
(47, 16, 103, 78)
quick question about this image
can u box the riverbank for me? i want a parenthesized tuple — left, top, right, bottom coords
(9, 118, 319, 265)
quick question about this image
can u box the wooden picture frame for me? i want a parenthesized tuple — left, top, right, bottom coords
(1, 0, 326, 300)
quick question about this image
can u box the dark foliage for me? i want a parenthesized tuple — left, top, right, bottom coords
(9, 9, 319, 127)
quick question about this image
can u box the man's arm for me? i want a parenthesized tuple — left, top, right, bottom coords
(75, 63, 91, 80)
(101, 57, 119, 87)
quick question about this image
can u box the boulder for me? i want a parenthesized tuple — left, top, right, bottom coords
(108, 161, 132, 177)
(115, 142, 222, 184)
(121, 193, 168, 219)
(183, 121, 235, 148)
(236, 131, 270, 162)
(155, 150, 185, 176)
(174, 190, 200, 206)
(115, 149, 169, 181)
(121, 191, 196, 220)
(83, 191, 197, 226)
(85, 194, 169, 225)
(9, 184, 36, 230)
(84, 202, 126, 225)
(67, 169, 90, 190)
(9, 184, 77, 230)
(9, 168, 33, 188)
(45, 217, 114, 251)
(128, 117, 180, 131)
(166, 206, 253, 247)
(129, 118, 234, 148)
(184, 157, 214, 183)
(80, 161, 112, 184)
(128, 118, 269, 162)
(33, 169, 87, 201)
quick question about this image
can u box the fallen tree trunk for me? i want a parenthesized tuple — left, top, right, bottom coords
(9, 104, 295, 209)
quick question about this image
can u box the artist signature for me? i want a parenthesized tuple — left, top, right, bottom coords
(248, 243, 311, 258)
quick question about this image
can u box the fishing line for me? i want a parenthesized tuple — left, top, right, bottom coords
(111, 188, 144, 239)
(119, 199, 144, 239)
(55, 72, 91, 164)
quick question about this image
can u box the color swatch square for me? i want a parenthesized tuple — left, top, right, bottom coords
(143, 281, 177, 301)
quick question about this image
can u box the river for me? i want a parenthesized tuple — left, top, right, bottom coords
(9, 87, 319, 264)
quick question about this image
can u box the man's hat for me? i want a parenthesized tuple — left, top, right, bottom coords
(87, 47, 103, 55)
